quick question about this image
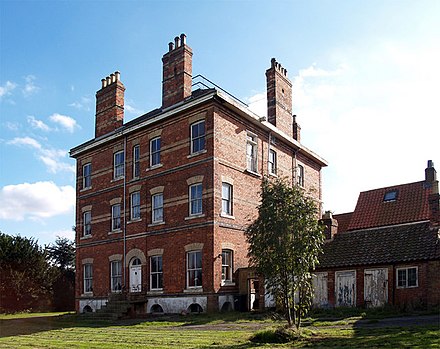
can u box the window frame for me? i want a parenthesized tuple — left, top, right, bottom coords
(150, 255, 163, 291)
(221, 249, 233, 283)
(131, 191, 141, 221)
(150, 137, 161, 168)
(396, 266, 418, 288)
(114, 150, 125, 180)
(268, 149, 277, 175)
(190, 120, 206, 154)
(246, 133, 258, 173)
(83, 263, 93, 294)
(187, 250, 202, 288)
(152, 193, 164, 223)
(82, 163, 92, 189)
(133, 145, 140, 179)
(111, 204, 121, 231)
(221, 182, 233, 216)
(110, 260, 122, 293)
(189, 183, 203, 216)
(297, 164, 305, 187)
(83, 211, 92, 237)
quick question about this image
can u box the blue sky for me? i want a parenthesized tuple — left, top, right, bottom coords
(1, 0, 439, 245)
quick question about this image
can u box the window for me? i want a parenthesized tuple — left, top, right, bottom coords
(112, 204, 121, 231)
(297, 164, 304, 187)
(221, 183, 232, 216)
(83, 211, 91, 236)
(189, 183, 203, 215)
(150, 255, 163, 290)
(133, 145, 140, 178)
(83, 163, 91, 189)
(131, 192, 140, 220)
(246, 133, 258, 172)
(114, 151, 125, 179)
(152, 193, 164, 223)
(84, 264, 93, 293)
(268, 149, 277, 175)
(221, 249, 233, 282)
(187, 251, 202, 288)
(150, 137, 161, 167)
(397, 267, 418, 288)
(384, 190, 398, 202)
(111, 260, 122, 292)
(191, 120, 205, 154)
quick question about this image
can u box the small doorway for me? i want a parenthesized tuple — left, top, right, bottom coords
(336, 270, 356, 306)
(130, 258, 142, 293)
(248, 278, 260, 311)
(364, 268, 388, 307)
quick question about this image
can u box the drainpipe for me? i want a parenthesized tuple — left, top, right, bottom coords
(292, 149, 298, 186)
(123, 136, 127, 292)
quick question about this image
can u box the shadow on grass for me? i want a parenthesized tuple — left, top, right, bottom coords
(0, 311, 273, 338)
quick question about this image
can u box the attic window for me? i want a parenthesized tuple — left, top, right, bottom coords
(383, 190, 398, 202)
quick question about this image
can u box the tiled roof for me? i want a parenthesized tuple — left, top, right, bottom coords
(318, 221, 440, 269)
(333, 212, 353, 233)
(347, 181, 432, 231)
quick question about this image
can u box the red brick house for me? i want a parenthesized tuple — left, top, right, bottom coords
(315, 161, 440, 309)
(70, 34, 327, 314)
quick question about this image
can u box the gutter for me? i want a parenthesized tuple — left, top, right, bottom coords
(70, 89, 328, 167)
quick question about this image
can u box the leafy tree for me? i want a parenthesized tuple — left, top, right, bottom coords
(0, 232, 58, 312)
(47, 236, 75, 272)
(245, 177, 324, 330)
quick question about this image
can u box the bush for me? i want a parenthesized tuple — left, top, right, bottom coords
(250, 327, 297, 343)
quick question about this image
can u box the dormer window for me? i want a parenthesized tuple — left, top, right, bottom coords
(383, 190, 398, 202)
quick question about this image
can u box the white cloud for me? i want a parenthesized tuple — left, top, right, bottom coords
(0, 81, 17, 98)
(0, 181, 75, 221)
(125, 102, 144, 116)
(246, 92, 266, 117)
(69, 96, 92, 111)
(4, 122, 20, 131)
(22, 75, 39, 97)
(49, 113, 80, 133)
(7, 136, 75, 174)
(27, 115, 51, 131)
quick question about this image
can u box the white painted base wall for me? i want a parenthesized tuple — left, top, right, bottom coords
(79, 298, 108, 313)
(147, 296, 207, 314)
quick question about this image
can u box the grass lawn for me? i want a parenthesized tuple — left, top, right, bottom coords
(0, 311, 438, 348)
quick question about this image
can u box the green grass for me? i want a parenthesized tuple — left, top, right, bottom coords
(0, 311, 438, 348)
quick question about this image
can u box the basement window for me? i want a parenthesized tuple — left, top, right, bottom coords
(383, 190, 398, 202)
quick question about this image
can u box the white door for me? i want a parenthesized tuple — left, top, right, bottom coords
(336, 271, 356, 306)
(364, 268, 388, 307)
(313, 272, 328, 307)
(130, 258, 142, 293)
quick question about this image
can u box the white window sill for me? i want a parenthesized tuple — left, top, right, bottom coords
(187, 149, 207, 159)
(245, 169, 261, 178)
(80, 235, 92, 240)
(185, 214, 205, 220)
(184, 287, 203, 293)
(220, 213, 235, 220)
(80, 186, 92, 192)
(269, 172, 278, 178)
(221, 281, 235, 287)
(147, 163, 163, 171)
(147, 290, 164, 295)
(111, 177, 124, 183)
(127, 218, 142, 224)
(108, 229, 122, 235)
(396, 285, 418, 289)
(148, 221, 165, 227)
(81, 292, 93, 297)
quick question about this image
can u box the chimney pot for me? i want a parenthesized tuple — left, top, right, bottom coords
(168, 42, 174, 51)
(271, 58, 276, 68)
(101, 78, 106, 88)
(180, 33, 186, 45)
(115, 71, 120, 81)
(174, 36, 180, 48)
(110, 73, 116, 83)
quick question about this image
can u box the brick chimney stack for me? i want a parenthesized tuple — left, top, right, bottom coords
(425, 160, 440, 226)
(95, 71, 125, 138)
(266, 58, 294, 139)
(321, 211, 338, 241)
(162, 33, 193, 109)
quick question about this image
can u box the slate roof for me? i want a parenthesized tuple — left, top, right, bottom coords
(347, 181, 433, 231)
(318, 221, 440, 268)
